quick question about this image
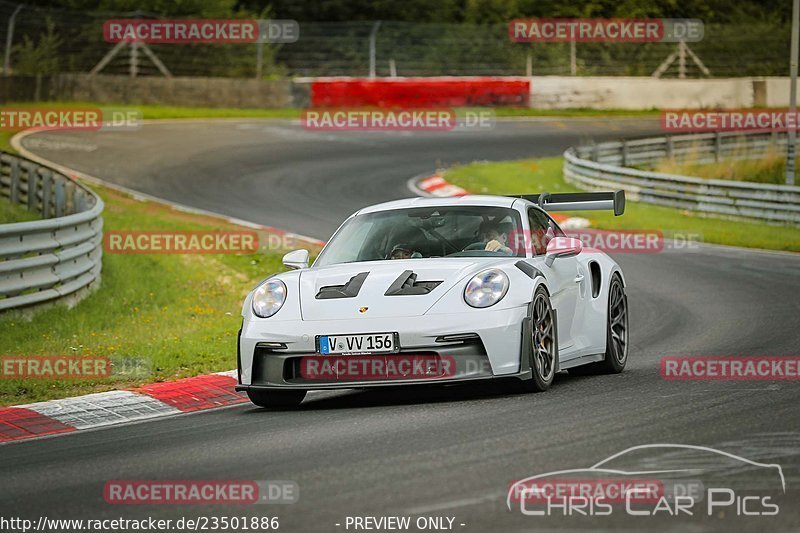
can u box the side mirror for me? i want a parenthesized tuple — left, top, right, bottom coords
(544, 237, 582, 267)
(282, 249, 309, 270)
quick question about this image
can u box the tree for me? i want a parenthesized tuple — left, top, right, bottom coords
(13, 18, 62, 76)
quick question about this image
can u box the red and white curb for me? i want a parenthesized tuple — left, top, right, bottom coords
(415, 175, 469, 197)
(410, 173, 591, 230)
(0, 370, 246, 443)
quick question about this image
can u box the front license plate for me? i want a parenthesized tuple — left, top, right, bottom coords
(319, 333, 395, 355)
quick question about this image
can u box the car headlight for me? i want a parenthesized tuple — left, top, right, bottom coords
(464, 269, 509, 308)
(252, 279, 287, 318)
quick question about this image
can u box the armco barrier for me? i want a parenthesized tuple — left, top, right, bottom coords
(309, 77, 531, 108)
(564, 131, 800, 225)
(0, 151, 103, 311)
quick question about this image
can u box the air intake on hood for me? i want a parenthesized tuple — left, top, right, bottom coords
(316, 272, 369, 299)
(385, 270, 442, 296)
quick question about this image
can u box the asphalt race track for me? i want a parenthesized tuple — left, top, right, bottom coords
(3, 119, 800, 532)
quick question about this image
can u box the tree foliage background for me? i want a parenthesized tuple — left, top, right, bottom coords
(0, 0, 791, 77)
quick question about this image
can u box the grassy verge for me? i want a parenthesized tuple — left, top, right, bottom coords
(653, 147, 791, 185)
(492, 107, 659, 118)
(4, 101, 301, 121)
(446, 157, 800, 252)
(0, 183, 319, 406)
(0, 103, 303, 153)
(0, 199, 40, 224)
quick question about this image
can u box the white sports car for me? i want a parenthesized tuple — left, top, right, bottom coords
(236, 191, 629, 408)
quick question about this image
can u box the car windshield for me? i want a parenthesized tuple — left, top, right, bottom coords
(314, 206, 525, 267)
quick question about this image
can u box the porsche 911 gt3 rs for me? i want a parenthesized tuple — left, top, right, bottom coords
(236, 191, 629, 408)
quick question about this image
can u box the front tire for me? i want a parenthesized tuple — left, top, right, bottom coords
(247, 389, 306, 408)
(517, 286, 557, 392)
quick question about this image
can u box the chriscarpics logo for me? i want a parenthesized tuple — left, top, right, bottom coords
(508, 444, 785, 520)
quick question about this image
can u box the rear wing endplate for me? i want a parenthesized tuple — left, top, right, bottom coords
(516, 190, 625, 216)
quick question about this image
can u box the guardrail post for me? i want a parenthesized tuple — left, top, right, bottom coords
(65, 181, 75, 215)
(591, 142, 599, 162)
(74, 187, 86, 212)
(714, 131, 722, 162)
(26, 164, 38, 212)
(41, 170, 52, 219)
(666, 136, 674, 159)
(54, 178, 66, 218)
(10, 158, 20, 204)
(621, 140, 629, 166)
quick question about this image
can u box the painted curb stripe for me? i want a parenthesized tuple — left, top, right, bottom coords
(417, 175, 468, 197)
(0, 407, 75, 442)
(23, 390, 182, 430)
(0, 372, 245, 443)
(136, 374, 247, 413)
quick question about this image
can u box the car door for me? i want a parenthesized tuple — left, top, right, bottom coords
(527, 208, 581, 355)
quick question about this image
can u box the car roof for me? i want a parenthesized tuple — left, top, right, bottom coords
(357, 195, 520, 215)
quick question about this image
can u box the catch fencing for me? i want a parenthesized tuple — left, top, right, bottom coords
(0, 0, 792, 78)
(0, 151, 103, 311)
(564, 131, 800, 225)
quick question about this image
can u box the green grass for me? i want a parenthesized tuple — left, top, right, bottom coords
(446, 157, 800, 252)
(653, 147, 791, 185)
(0, 199, 40, 224)
(0, 184, 320, 406)
(0, 130, 15, 153)
(491, 107, 660, 118)
(4, 101, 301, 122)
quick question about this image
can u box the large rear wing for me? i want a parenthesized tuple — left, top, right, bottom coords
(515, 190, 625, 216)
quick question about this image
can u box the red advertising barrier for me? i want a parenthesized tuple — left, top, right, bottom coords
(310, 77, 530, 108)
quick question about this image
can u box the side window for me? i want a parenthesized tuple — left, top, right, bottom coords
(527, 208, 551, 255)
(547, 215, 566, 237)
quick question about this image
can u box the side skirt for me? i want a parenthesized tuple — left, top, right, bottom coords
(559, 352, 605, 370)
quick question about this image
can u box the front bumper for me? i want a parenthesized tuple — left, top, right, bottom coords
(238, 305, 528, 389)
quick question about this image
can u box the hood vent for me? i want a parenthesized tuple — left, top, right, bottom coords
(316, 272, 369, 299)
(385, 270, 442, 296)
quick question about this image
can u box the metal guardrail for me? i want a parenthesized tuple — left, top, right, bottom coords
(0, 151, 103, 311)
(564, 131, 800, 225)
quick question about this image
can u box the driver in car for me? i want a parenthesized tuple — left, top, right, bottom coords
(466, 220, 514, 255)
(388, 243, 422, 260)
